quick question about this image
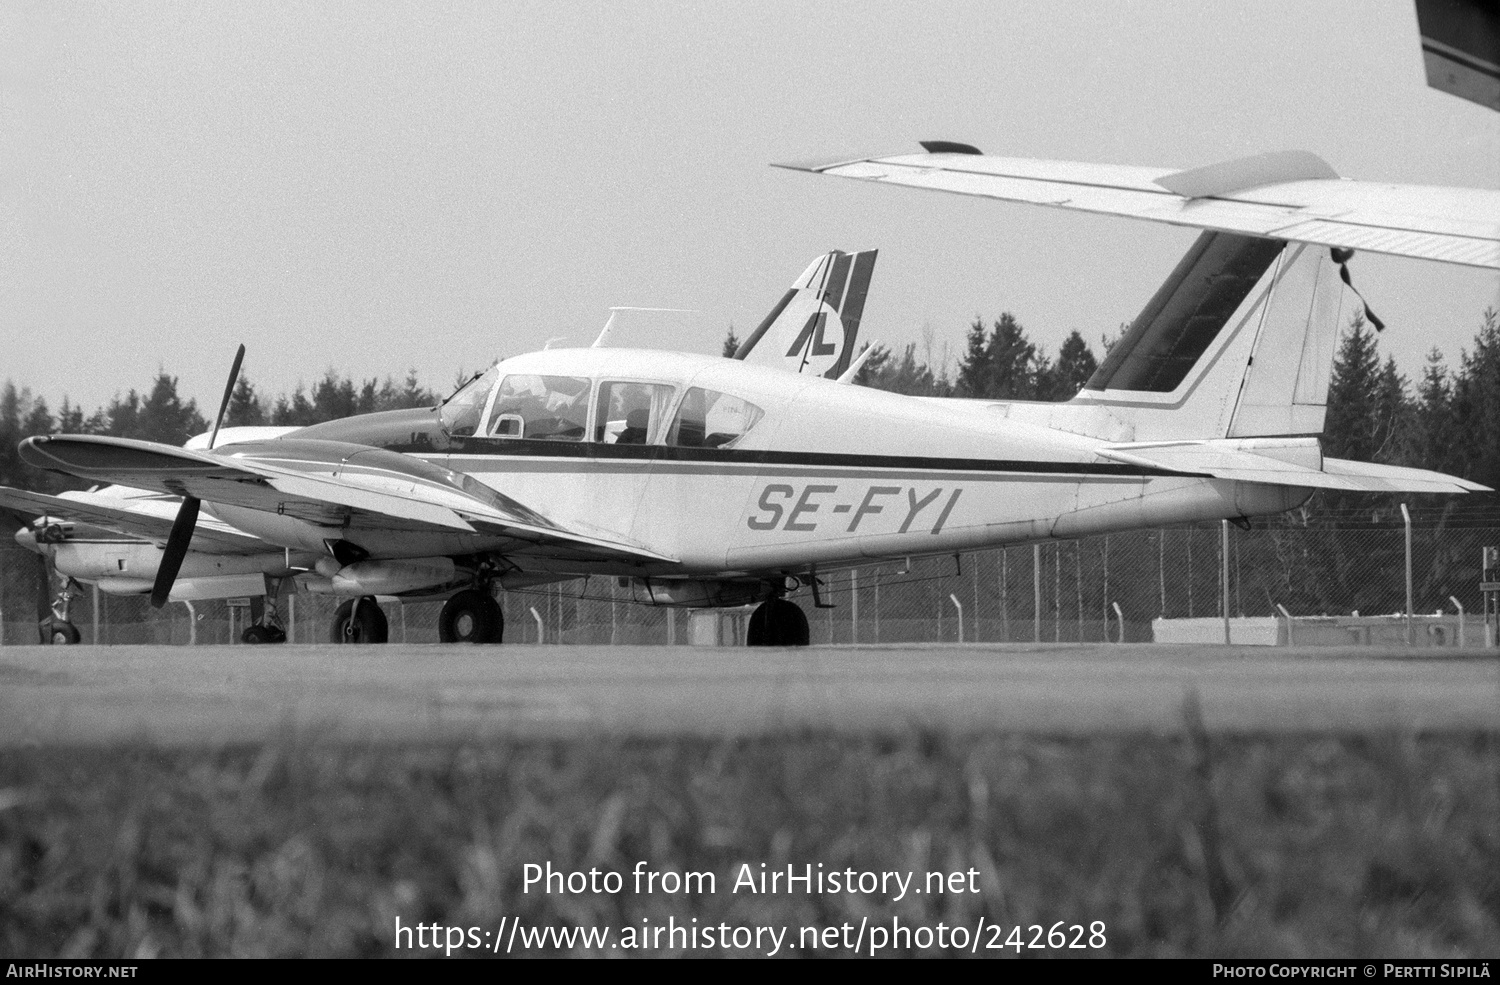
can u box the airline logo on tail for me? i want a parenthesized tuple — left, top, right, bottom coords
(736, 249, 877, 378)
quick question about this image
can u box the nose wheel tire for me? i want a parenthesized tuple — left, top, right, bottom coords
(746, 598, 810, 647)
(438, 589, 504, 643)
(241, 624, 287, 644)
(330, 597, 389, 644)
(40, 618, 81, 645)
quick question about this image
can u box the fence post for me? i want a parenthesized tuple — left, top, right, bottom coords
(949, 594, 964, 643)
(92, 584, 100, 645)
(1054, 542, 1061, 642)
(1074, 541, 1083, 642)
(180, 600, 197, 646)
(1033, 543, 1041, 643)
(850, 568, 858, 644)
(1449, 595, 1465, 649)
(1111, 601, 1124, 643)
(530, 606, 544, 643)
(1401, 503, 1413, 646)
(1000, 548, 1009, 642)
(1221, 520, 1231, 644)
(1275, 603, 1293, 646)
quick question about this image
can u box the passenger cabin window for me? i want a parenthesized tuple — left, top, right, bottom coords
(593, 382, 675, 444)
(667, 388, 764, 448)
(487, 374, 591, 440)
(439, 365, 501, 437)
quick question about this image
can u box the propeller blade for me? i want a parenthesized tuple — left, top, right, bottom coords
(207, 344, 246, 451)
(152, 345, 242, 607)
(150, 495, 200, 608)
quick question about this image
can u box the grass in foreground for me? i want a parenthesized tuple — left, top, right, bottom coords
(0, 731, 1497, 958)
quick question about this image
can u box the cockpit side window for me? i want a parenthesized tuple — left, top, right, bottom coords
(439, 365, 501, 437)
(666, 388, 764, 448)
(592, 382, 675, 444)
(488, 374, 592, 440)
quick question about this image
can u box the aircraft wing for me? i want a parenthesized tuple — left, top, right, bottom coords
(1097, 443, 1489, 494)
(776, 145, 1500, 269)
(19, 435, 678, 565)
(0, 484, 271, 555)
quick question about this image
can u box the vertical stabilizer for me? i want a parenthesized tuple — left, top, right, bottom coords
(1067, 233, 1345, 442)
(1225, 243, 1344, 437)
(736, 249, 878, 377)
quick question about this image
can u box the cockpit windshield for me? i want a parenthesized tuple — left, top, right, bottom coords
(488, 374, 592, 440)
(439, 365, 501, 436)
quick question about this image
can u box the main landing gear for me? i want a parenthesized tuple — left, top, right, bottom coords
(324, 589, 505, 644)
(330, 596, 390, 644)
(746, 597, 809, 647)
(438, 589, 504, 643)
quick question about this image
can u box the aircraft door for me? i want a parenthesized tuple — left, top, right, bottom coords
(592, 381, 675, 542)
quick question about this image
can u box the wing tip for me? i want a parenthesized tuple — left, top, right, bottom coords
(771, 155, 871, 173)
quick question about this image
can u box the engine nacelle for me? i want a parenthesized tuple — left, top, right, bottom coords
(317, 557, 457, 596)
(631, 578, 772, 608)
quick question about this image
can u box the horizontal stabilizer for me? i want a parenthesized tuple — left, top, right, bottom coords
(1097, 442, 1488, 494)
(1322, 457, 1491, 494)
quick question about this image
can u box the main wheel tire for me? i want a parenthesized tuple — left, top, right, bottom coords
(242, 624, 287, 644)
(746, 598, 810, 647)
(330, 597, 389, 644)
(438, 589, 504, 643)
(42, 619, 81, 645)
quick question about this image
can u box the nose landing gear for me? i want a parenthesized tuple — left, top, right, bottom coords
(240, 581, 289, 644)
(39, 576, 81, 645)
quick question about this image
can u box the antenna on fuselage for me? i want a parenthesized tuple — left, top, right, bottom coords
(836, 341, 880, 384)
(591, 307, 699, 348)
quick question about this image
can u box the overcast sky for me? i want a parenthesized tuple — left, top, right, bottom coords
(4, 1, 1498, 414)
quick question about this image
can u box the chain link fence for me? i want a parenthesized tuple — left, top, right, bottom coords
(3, 514, 1498, 646)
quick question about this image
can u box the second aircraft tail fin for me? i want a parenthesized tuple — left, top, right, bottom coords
(735, 249, 878, 377)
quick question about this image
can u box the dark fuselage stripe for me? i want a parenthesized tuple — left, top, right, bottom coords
(446, 461, 1135, 483)
(429, 440, 1190, 477)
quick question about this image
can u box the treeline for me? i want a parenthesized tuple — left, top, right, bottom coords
(7, 306, 1500, 497)
(1324, 310, 1500, 495)
(0, 369, 439, 494)
(853, 318, 1104, 400)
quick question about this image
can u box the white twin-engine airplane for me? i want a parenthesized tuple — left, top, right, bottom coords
(17, 143, 1500, 646)
(5, 250, 877, 644)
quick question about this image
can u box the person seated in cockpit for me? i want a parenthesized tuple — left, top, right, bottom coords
(615, 408, 649, 445)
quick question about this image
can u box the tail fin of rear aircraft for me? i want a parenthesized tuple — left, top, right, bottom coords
(1069, 232, 1344, 442)
(735, 249, 877, 377)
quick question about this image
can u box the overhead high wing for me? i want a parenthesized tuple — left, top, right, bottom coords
(776, 144, 1500, 269)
